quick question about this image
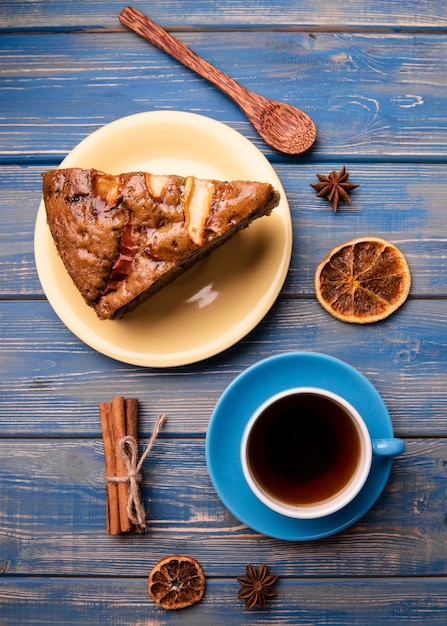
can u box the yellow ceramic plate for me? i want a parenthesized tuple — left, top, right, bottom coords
(34, 111, 292, 367)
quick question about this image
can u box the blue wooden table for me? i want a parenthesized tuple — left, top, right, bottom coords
(1, 1, 447, 623)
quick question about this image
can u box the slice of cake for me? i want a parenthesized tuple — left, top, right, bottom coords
(42, 168, 280, 320)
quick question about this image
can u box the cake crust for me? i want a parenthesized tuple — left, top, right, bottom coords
(42, 168, 280, 320)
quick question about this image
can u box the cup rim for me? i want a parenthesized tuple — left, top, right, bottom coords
(240, 387, 372, 519)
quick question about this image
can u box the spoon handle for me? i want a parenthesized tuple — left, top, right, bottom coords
(120, 6, 257, 112)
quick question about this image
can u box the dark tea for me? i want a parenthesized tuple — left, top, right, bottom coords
(246, 392, 361, 506)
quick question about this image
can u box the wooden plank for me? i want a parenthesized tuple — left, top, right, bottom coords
(2, 4, 446, 626)
(0, 438, 446, 577)
(1, 0, 447, 31)
(1, 164, 447, 298)
(1, 576, 447, 625)
(1, 32, 447, 161)
(1, 298, 446, 437)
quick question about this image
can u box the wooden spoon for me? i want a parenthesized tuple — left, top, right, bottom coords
(119, 6, 316, 155)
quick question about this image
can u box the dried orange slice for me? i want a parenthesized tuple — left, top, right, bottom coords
(315, 237, 411, 323)
(148, 555, 205, 610)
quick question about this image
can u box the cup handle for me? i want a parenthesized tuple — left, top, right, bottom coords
(372, 438, 405, 456)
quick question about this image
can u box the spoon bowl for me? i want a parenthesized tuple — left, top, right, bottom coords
(120, 6, 316, 155)
(254, 98, 317, 155)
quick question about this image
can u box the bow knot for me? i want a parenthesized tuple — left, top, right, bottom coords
(106, 413, 166, 533)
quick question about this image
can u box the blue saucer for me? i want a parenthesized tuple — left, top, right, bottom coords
(205, 352, 397, 540)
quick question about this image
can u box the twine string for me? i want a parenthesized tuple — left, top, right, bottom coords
(106, 413, 167, 531)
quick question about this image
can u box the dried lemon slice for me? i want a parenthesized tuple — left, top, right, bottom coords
(315, 237, 411, 323)
(148, 555, 205, 610)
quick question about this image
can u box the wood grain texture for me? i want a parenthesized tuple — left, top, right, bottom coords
(1, 164, 447, 298)
(0, 577, 446, 625)
(119, 6, 316, 154)
(2, 2, 447, 623)
(1, 439, 446, 578)
(1, 32, 447, 161)
(1, 298, 446, 437)
(1, 0, 447, 30)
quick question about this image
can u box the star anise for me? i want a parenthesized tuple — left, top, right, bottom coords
(237, 563, 279, 611)
(310, 165, 359, 212)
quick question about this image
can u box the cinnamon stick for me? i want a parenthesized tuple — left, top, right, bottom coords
(124, 398, 139, 532)
(112, 396, 132, 533)
(99, 401, 121, 535)
(99, 396, 164, 535)
(125, 398, 139, 440)
(99, 396, 139, 534)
